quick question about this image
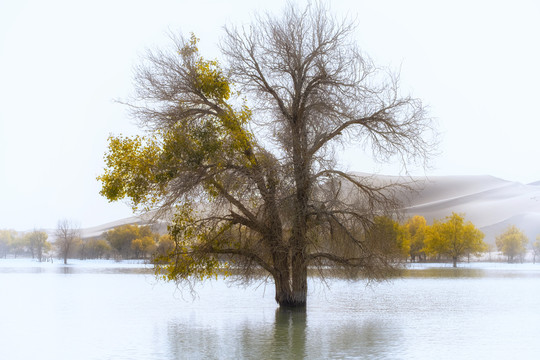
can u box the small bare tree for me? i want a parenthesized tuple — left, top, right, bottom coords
(55, 219, 80, 265)
(99, 2, 435, 307)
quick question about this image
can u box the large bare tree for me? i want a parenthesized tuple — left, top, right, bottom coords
(99, 3, 434, 307)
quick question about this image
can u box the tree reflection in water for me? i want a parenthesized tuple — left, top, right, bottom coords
(3, 262, 539, 359)
(165, 307, 400, 359)
(266, 308, 307, 359)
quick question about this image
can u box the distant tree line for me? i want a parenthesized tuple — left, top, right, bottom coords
(364, 212, 540, 266)
(99, 224, 172, 260)
(366, 212, 486, 267)
(0, 223, 170, 262)
(0, 229, 52, 261)
(2, 215, 540, 266)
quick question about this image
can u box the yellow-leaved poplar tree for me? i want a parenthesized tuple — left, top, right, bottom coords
(406, 215, 427, 262)
(424, 213, 486, 267)
(98, 4, 434, 307)
(495, 225, 528, 263)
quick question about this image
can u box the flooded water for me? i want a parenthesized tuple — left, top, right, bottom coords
(1, 260, 540, 359)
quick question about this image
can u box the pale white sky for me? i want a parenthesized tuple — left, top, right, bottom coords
(1, 0, 539, 231)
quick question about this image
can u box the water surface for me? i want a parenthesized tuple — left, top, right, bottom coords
(1, 260, 539, 359)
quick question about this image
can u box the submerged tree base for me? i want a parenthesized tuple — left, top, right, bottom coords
(277, 299, 307, 308)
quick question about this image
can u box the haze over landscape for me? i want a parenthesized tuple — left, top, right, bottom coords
(80, 174, 540, 245)
(1, 0, 539, 231)
(2, 3, 540, 358)
(400, 174, 540, 243)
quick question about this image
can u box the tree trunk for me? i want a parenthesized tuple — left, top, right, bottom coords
(273, 247, 293, 306)
(274, 275, 307, 307)
(289, 140, 309, 306)
(452, 256, 457, 268)
(291, 250, 307, 307)
(272, 247, 307, 307)
(274, 276, 292, 306)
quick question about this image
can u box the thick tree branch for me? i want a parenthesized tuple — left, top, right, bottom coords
(211, 248, 277, 278)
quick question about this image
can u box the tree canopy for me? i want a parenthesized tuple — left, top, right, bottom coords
(496, 225, 528, 263)
(423, 213, 486, 267)
(405, 215, 427, 262)
(105, 224, 156, 259)
(98, 3, 434, 307)
(25, 230, 51, 262)
(532, 236, 540, 264)
(0, 230, 18, 258)
(365, 216, 410, 261)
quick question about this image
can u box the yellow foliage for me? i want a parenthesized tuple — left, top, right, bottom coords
(152, 203, 230, 282)
(423, 212, 486, 265)
(195, 58, 231, 101)
(368, 216, 410, 259)
(406, 215, 427, 260)
(496, 225, 528, 262)
(97, 135, 162, 210)
(98, 42, 258, 211)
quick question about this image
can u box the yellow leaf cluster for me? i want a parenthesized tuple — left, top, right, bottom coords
(99, 34, 263, 284)
(97, 135, 163, 210)
(495, 225, 528, 261)
(368, 216, 411, 258)
(152, 203, 235, 281)
(423, 212, 486, 260)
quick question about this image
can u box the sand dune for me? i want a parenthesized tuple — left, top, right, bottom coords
(342, 173, 540, 243)
(78, 174, 540, 244)
(396, 175, 540, 243)
(81, 215, 149, 239)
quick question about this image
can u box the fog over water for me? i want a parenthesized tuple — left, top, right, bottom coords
(1, 260, 540, 359)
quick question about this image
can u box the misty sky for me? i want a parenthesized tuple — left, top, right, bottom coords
(1, 0, 539, 231)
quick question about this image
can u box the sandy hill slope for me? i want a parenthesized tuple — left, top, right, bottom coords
(81, 215, 150, 239)
(79, 174, 540, 244)
(394, 174, 540, 244)
(77, 212, 166, 240)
